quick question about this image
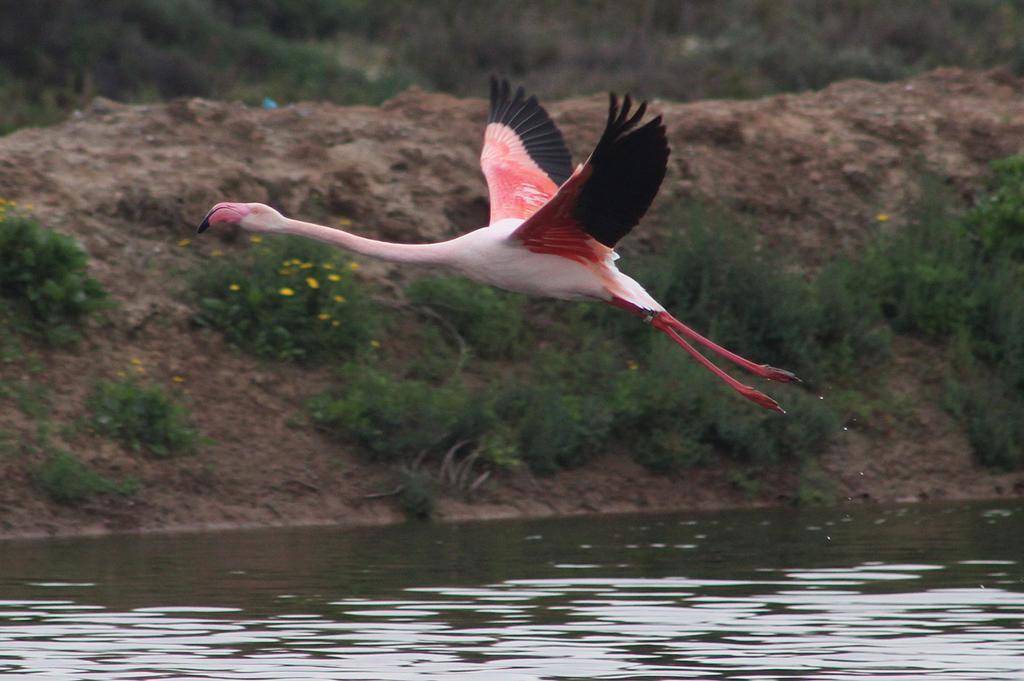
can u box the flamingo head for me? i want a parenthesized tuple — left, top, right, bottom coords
(196, 202, 285, 235)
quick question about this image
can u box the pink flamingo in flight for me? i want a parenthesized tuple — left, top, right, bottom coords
(198, 78, 798, 411)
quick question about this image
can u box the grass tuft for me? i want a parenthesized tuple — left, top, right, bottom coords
(87, 378, 199, 457)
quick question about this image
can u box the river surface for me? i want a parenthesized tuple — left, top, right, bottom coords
(0, 501, 1022, 679)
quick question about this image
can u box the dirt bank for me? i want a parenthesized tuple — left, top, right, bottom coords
(1, 68, 1024, 539)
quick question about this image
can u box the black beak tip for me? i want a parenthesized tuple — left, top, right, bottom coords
(196, 217, 210, 235)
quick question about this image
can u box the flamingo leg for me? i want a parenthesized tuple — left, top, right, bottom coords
(657, 313, 800, 383)
(650, 316, 785, 414)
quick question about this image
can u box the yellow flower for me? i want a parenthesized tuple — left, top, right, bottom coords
(279, 287, 295, 296)
(349, 262, 361, 271)
(249, 235, 263, 243)
(876, 212, 890, 222)
(318, 313, 331, 321)
(333, 295, 346, 303)
(370, 339, 381, 348)
(130, 358, 143, 366)
(331, 320, 340, 327)
(338, 217, 353, 226)
(228, 283, 240, 291)
(626, 359, 639, 371)
(278, 268, 293, 276)
(300, 262, 315, 269)
(177, 238, 191, 247)
(116, 370, 126, 378)
(211, 249, 224, 257)
(172, 376, 186, 383)
(327, 273, 341, 282)
(321, 263, 335, 270)
(306, 277, 319, 289)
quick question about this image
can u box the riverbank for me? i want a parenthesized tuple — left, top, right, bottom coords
(2, 68, 1024, 540)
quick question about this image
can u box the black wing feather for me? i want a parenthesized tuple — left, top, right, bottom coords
(489, 76, 573, 186)
(573, 93, 669, 248)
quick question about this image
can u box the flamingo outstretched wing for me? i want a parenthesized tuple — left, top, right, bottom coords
(481, 78, 573, 223)
(511, 93, 669, 264)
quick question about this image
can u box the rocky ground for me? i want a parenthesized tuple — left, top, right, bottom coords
(1, 67, 1023, 538)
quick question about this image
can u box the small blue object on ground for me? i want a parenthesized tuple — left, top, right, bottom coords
(262, 97, 279, 109)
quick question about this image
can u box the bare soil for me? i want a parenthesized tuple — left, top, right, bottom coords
(1, 68, 1023, 539)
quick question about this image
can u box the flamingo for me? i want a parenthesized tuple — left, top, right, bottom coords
(197, 78, 798, 412)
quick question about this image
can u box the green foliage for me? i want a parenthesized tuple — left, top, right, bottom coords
(309, 364, 488, 462)
(406, 276, 525, 359)
(191, 236, 379, 361)
(646, 204, 888, 384)
(0, 210, 106, 344)
(397, 469, 437, 520)
(611, 343, 838, 474)
(0, 0, 410, 133)
(87, 379, 199, 457)
(33, 450, 136, 505)
(966, 155, 1024, 260)
(5, 2, 1024, 134)
(850, 164, 1024, 470)
(857, 181, 975, 338)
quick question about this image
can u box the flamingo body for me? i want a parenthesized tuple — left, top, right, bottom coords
(197, 78, 798, 412)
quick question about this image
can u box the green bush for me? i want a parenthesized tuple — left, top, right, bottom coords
(87, 378, 199, 457)
(33, 450, 136, 505)
(397, 469, 437, 520)
(848, 164, 1024, 470)
(966, 155, 1024, 261)
(192, 236, 379, 361)
(0, 210, 106, 344)
(609, 341, 838, 474)
(857, 180, 975, 338)
(406, 276, 526, 359)
(947, 377, 1024, 471)
(309, 363, 489, 462)
(7, 2, 1024, 134)
(644, 204, 888, 385)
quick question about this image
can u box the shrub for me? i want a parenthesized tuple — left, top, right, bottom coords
(406, 276, 526, 359)
(857, 180, 975, 338)
(34, 450, 136, 505)
(308, 364, 489, 462)
(397, 469, 437, 520)
(87, 378, 199, 457)
(643, 203, 888, 384)
(0, 209, 106, 344)
(611, 341, 838, 474)
(192, 235, 379, 361)
(966, 155, 1024, 261)
(947, 377, 1024, 471)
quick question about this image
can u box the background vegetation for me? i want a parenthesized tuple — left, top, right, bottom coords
(2, 0, 1023, 133)
(3, 1, 1024, 515)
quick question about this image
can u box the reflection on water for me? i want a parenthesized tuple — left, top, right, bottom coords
(0, 502, 1022, 679)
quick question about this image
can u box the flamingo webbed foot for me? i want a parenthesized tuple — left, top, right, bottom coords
(740, 385, 786, 414)
(761, 365, 801, 383)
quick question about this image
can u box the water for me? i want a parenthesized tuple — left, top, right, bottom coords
(1, 502, 1022, 679)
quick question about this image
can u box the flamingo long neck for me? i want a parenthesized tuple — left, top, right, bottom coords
(280, 217, 457, 267)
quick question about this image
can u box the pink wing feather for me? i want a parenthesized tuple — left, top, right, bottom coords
(481, 78, 573, 223)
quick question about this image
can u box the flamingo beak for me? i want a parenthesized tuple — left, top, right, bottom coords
(196, 206, 225, 234)
(197, 204, 248, 234)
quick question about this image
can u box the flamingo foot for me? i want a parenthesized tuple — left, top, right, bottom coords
(741, 386, 786, 414)
(760, 365, 801, 383)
